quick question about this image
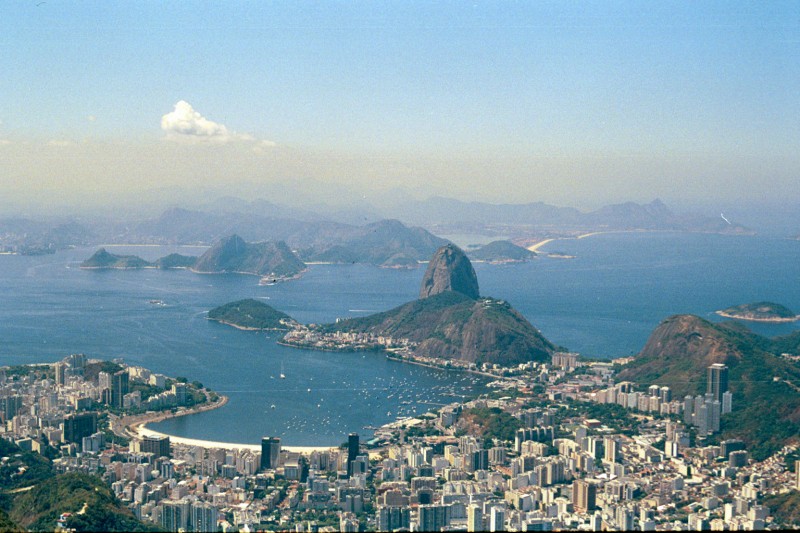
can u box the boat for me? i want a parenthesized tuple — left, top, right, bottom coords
(280, 362, 286, 379)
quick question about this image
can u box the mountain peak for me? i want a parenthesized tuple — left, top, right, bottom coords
(419, 244, 479, 300)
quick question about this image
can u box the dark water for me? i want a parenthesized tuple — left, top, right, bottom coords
(0, 233, 797, 445)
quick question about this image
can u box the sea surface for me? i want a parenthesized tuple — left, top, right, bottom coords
(0, 233, 797, 445)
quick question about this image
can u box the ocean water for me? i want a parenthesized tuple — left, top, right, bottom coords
(0, 233, 797, 445)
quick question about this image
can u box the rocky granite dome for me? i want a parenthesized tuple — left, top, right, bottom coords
(321, 291, 557, 366)
(419, 244, 480, 300)
(317, 246, 557, 365)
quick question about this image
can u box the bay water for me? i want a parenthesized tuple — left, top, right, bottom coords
(0, 233, 797, 445)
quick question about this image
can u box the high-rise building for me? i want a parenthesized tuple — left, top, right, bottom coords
(722, 390, 733, 414)
(261, 437, 281, 470)
(418, 504, 451, 532)
(707, 363, 729, 402)
(172, 382, 187, 405)
(468, 449, 489, 472)
(347, 433, 359, 477)
(63, 412, 97, 444)
(616, 506, 635, 531)
(603, 438, 619, 464)
(467, 504, 483, 532)
(141, 435, 170, 458)
(378, 506, 410, 532)
(796, 460, 800, 490)
(190, 501, 218, 533)
(54, 362, 66, 386)
(489, 506, 506, 532)
(160, 499, 190, 532)
(111, 370, 129, 409)
(573, 480, 597, 513)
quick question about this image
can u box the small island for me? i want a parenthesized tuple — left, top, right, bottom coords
(207, 298, 298, 331)
(80, 248, 198, 270)
(716, 301, 799, 323)
(468, 240, 537, 263)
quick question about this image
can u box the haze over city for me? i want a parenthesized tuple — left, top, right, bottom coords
(1, 1, 798, 218)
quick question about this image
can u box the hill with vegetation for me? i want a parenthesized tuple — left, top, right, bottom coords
(154, 253, 198, 269)
(321, 291, 556, 365)
(468, 240, 537, 262)
(0, 510, 22, 532)
(192, 235, 306, 279)
(80, 248, 151, 269)
(716, 301, 798, 322)
(0, 438, 55, 491)
(618, 315, 800, 459)
(208, 299, 298, 330)
(211, 244, 558, 365)
(763, 491, 800, 527)
(7, 472, 159, 532)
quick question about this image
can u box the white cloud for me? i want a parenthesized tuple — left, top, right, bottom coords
(47, 140, 76, 147)
(0, 139, 11, 146)
(160, 100, 274, 146)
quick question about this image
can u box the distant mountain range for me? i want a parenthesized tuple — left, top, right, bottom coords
(618, 314, 800, 459)
(383, 197, 751, 234)
(1, 197, 762, 255)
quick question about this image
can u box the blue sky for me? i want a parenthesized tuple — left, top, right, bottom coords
(0, 1, 798, 210)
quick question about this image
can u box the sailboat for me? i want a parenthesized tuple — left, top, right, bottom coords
(280, 362, 286, 379)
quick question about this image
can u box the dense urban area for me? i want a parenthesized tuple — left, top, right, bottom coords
(1, 350, 799, 532)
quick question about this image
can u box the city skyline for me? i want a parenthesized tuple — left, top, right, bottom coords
(1, 1, 798, 212)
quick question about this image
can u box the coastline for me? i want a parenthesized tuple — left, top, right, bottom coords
(715, 310, 799, 323)
(118, 393, 334, 453)
(207, 317, 292, 332)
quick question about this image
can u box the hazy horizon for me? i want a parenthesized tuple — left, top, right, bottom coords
(1, 2, 798, 217)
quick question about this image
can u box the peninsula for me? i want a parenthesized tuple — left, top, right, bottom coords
(214, 244, 559, 367)
(716, 301, 799, 323)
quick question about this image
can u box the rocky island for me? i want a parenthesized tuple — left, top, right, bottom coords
(207, 298, 298, 331)
(80, 248, 153, 269)
(716, 301, 799, 322)
(468, 240, 537, 263)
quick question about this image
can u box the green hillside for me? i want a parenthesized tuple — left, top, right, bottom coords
(619, 315, 800, 459)
(8, 472, 159, 532)
(208, 298, 297, 330)
(320, 291, 557, 365)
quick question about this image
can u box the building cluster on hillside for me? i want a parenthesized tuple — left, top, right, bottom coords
(282, 326, 416, 354)
(2, 354, 799, 532)
(0, 354, 186, 457)
(584, 363, 733, 437)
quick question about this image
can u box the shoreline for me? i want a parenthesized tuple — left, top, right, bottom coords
(207, 317, 291, 332)
(120, 393, 335, 453)
(715, 310, 799, 323)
